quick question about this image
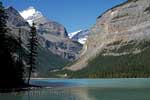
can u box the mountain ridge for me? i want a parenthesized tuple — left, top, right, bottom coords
(65, 0, 150, 73)
(19, 6, 83, 61)
(4, 6, 82, 76)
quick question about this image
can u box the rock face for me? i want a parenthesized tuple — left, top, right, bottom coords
(5, 7, 30, 46)
(20, 7, 82, 61)
(4, 6, 81, 76)
(37, 21, 82, 60)
(6, 7, 29, 27)
(67, 0, 150, 71)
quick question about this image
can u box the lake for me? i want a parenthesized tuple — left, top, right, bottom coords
(0, 78, 150, 100)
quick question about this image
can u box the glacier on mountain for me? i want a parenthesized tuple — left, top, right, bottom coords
(69, 29, 89, 44)
(20, 6, 43, 25)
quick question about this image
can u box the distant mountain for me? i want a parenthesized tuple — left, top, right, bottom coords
(69, 29, 89, 44)
(62, 0, 150, 78)
(68, 30, 82, 38)
(5, 6, 82, 77)
(20, 7, 82, 61)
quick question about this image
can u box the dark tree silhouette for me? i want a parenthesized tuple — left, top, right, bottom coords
(15, 29, 25, 85)
(27, 23, 38, 85)
(0, 1, 25, 89)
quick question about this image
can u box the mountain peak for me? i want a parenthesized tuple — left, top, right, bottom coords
(20, 6, 43, 25)
(6, 6, 20, 15)
(7, 6, 16, 10)
(69, 30, 82, 38)
(69, 29, 89, 44)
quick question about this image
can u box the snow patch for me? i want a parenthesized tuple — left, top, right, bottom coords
(69, 29, 89, 44)
(68, 30, 82, 38)
(19, 6, 43, 25)
(78, 36, 88, 44)
(111, 10, 118, 16)
(20, 7, 36, 19)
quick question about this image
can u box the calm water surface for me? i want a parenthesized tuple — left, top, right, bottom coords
(0, 78, 150, 100)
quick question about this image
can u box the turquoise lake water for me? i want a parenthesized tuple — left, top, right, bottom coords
(0, 78, 150, 100)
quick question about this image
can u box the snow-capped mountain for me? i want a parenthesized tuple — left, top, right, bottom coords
(19, 6, 82, 61)
(20, 6, 47, 25)
(68, 30, 82, 38)
(20, 7, 89, 44)
(69, 29, 89, 44)
(4, 6, 83, 76)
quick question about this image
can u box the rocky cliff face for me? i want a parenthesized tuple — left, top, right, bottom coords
(4, 6, 81, 76)
(67, 0, 150, 71)
(5, 7, 30, 47)
(6, 6, 82, 61)
(19, 7, 82, 61)
(37, 21, 82, 60)
(6, 7, 29, 27)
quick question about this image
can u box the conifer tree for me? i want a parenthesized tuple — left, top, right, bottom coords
(27, 23, 38, 85)
(15, 28, 25, 85)
(0, 1, 24, 89)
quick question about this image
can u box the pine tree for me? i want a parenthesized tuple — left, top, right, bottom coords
(0, 2, 7, 43)
(0, 1, 25, 89)
(15, 28, 25, 85)
(27, 23, 38, 85)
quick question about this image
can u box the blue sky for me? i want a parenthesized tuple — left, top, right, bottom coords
(3, 0, 127, 33)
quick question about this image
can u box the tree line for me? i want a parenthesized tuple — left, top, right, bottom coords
(0, 1, 38, 90)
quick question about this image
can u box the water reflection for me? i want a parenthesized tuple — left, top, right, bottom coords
(0, 92, 23, 100)
(22, 87, 96, 100)
(27, 90, 30, 100)
(1, 79, 150, 100)
(19, 87, 150, 100)
(68, 87, 96, 100)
